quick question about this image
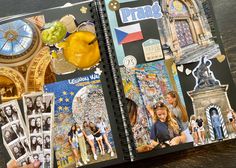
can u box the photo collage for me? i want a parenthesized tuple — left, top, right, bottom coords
(23, 92, 54, 168)
(0, 95, 54, 168)
(1, 0, 236, 167)
(104, 0, 236, 154)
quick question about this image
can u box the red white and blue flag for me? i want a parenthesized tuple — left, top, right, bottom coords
(115, 23, 143, 45)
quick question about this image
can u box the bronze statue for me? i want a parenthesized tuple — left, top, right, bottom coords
(193, 57, 220, 90)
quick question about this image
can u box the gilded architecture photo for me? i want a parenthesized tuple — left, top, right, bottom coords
(0, 17, 56, 102)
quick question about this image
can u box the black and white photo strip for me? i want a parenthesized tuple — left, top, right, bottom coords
(30, 133, 44, 168)
(43, 93, 54, 168)
(23, 92, 55, 168)
(0, 100, 31, 166)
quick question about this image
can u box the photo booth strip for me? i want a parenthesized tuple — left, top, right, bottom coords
(0, 100, 31, 162)
(42, 93, 54, 168)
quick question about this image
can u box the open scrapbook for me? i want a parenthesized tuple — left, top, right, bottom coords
(0, 0, 236, 168)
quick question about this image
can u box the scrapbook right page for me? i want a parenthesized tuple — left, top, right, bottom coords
(104, 0, 236, 159)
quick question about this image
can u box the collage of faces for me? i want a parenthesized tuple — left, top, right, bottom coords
(23, 93, 54, 168)
(0, 100, 31, 166)
(0, 92, 54, 168)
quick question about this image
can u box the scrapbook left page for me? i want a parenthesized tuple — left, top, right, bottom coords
(0, 1, 127, 167)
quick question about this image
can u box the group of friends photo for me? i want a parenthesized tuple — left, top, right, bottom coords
(68, 117, 115, 167)
(127, 90, 193, 153)
(190, 108, 236, 146)
(127, 87, 236, 152)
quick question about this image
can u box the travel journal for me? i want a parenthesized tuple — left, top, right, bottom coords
(0, 0, 236, 167)
(102, 0, 236, 160)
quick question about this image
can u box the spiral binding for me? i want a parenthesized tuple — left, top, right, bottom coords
(89, 0, 136, 161)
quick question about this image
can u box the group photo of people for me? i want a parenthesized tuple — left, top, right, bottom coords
(67, 117, 116, 167)
(189, 108, 236, 146)
(24, 94, 52, 117)
(121, 60, 193, 153)
(126, 90, 192, 152)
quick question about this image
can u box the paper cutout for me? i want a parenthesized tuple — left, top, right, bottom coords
(80, 6, 88, 14)
(119, 2, 163, 23)
(185, 68, 192, 75)
(94, 67, 103, 76)
(177, 65, 184, 72)
(216, 54, 226, 63)
(142, 39, 163, 62)
(123, 55, 137, 68)
(115, 23, 143, 45)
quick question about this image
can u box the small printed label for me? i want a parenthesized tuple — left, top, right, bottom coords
(142, 39, 163, 62)
(123, 55, 137, 68)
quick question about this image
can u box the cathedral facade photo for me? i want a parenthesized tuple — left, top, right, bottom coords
(157, 0, 221, 64)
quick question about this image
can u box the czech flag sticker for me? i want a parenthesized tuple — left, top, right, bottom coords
(115, 23, 143, 45)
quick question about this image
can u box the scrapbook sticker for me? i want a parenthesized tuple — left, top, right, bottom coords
(177, 65, 184, 72)
(80, 6, 88, 14)
(109, 0, 120, 11)
(59, 14, 77, 33)
(142, 39, 163, 62)
(185, 68, 192, 76)
(119, 2, 163, 23)
(123, 55, 137, 69)
(115, 23, 143, 45)
(94, 67, 103, 76)
(216, 54, 226, 63)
